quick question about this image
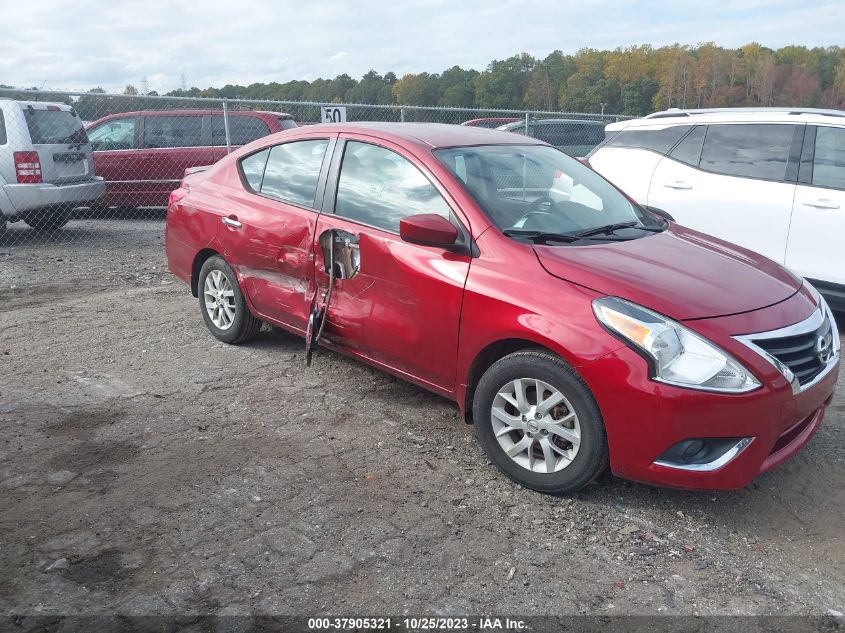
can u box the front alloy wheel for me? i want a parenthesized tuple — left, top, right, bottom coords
(491, 378, 581, 474)
(473, 350, 608, 494)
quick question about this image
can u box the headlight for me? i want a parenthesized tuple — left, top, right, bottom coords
(593, 297, 760, 393)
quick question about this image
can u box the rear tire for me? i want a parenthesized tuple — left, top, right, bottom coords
(24, 208, 70, 232)
(197, 255, 262, 344)
(472, 349, 609, 494)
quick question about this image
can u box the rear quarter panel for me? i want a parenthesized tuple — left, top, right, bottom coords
(164, 178, 226, 286)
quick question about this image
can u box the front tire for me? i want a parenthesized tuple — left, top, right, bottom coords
(197, 255, 261, 344)
(472, 350, 608, 494)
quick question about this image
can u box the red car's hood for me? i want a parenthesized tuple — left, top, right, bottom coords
(534, 225, 801, 321)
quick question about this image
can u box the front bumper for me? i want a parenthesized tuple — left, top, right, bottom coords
(579, 296, 839, 490)
(3, 177, 105, 215)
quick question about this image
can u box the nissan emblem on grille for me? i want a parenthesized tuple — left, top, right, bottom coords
(816, 333, 833, 364)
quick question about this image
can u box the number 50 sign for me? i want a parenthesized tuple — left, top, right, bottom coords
(321, 106, 347, 124)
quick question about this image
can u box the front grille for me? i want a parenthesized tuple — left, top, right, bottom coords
(751, 311, 834, 386)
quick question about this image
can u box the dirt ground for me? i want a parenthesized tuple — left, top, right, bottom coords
(0, 216, 843, 619)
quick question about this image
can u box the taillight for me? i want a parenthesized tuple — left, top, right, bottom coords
(14, 151, 42, 184)
(168, 187, 188, 208)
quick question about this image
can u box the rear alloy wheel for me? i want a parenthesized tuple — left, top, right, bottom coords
(473, 350, 608, 494)
(197, 255, 262, 344)
(24, 208, 70, 232)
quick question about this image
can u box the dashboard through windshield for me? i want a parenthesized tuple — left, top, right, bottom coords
(434, 144, 664, 243)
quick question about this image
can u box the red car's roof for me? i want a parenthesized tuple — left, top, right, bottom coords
(298, 122, 543, 149)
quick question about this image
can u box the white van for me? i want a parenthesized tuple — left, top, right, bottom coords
(0, 99, 104, 232)
(587, 108, 845, 311)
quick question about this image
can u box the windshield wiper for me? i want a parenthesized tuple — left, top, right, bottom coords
(503, 229, 629, 243)
(574, 221, 662, 238)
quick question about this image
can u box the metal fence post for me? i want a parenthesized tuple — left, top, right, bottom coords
(524, 112, 529, 135)
(222, 98, 232, 155)
(400, 107, 405, 123)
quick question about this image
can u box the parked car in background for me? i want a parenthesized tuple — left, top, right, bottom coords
(86, 109, 296, 208)
(588, 108, 845, 312)
(0, 99, 104, 232)
(498, 118, 606, 156)
(165, 122, 839, 494)
(461, 117, 520, 129)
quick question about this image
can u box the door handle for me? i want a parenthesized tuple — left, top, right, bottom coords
(221, 216, 242, 228)
(663, 181, 692, 190)
(803, 199, 840, 209)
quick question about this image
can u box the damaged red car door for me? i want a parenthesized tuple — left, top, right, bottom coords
(311, 136, 472, 393)
(216, 136, 335, 331)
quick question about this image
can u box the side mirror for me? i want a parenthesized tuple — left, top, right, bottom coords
(399, 214, 459, 247)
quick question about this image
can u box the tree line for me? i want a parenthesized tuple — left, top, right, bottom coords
(3, 43, 845, 118)
(162, 43, 845, 115)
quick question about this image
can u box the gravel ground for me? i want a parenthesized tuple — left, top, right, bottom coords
(0, 217, 843, 619)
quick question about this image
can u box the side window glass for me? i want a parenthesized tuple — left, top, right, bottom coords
(88, 117, 136, 151)
(454, 155, 468, 183)
(260, 139, 328, 207)
(144, 116, 203, 148)
(607, 126, 691, 154)
(700, 124, 795, 181)
(811, 126, 845, 190)
(334, 141, 451, 233)
(239, 148, 270, 191)
(212, 115, 271, 146)
(534, 125, 559, 145)
(0, 110, 6, 145)
(669, 126, 705, 167)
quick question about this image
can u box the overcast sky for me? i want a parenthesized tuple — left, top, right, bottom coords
(0, 0, 843, 93)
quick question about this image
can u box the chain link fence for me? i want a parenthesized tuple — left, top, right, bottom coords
(0, 87, 630, 287)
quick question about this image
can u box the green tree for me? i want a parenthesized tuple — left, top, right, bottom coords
(475, 53, 536, 109)
(392, 73, 441, 106)
(620, 77, 659, 115)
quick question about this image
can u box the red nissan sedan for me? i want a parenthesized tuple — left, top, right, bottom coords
(165, 123, 840, 494)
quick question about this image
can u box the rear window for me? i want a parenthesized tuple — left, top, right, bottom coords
(811, 126, 845, 190)
(0, 110, 6, 145)
(240, 148, 270, 190)
(211, 115, 271, 146)
(668, 125, 705, 166)
(250, 139, 329, 207)
(24, 108, 88, 145)
(144, 115, 203, 148)
(699, 124, 796, 182)
(279, 117, 297, 130)
(606, 125, 691, 154)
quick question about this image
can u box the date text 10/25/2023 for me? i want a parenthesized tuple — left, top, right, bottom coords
(307, 617, 527, 631)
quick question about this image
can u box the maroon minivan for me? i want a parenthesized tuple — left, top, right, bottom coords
(85, 109, 296, 208)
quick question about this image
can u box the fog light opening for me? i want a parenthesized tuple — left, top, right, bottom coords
(654, 437, 753, 472)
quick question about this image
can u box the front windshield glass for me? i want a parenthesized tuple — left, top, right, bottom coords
(434, 144, 662, 241)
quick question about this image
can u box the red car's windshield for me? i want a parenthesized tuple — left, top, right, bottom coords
(435, 144, 662, 241)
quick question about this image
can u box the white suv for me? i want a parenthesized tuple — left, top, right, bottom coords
(0, 99, 105, 232)
(588, 108, 845, 311)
